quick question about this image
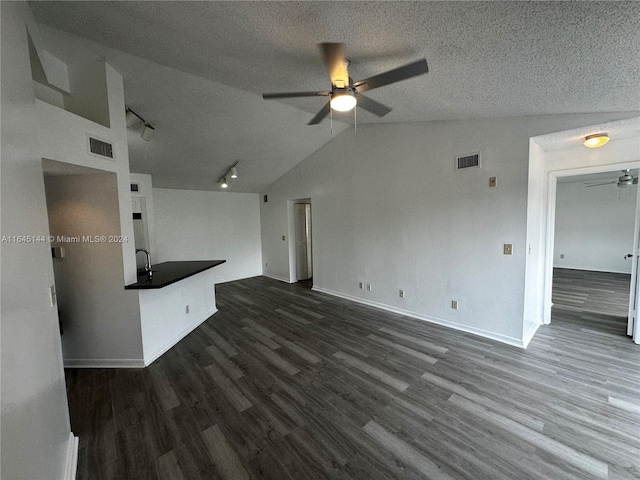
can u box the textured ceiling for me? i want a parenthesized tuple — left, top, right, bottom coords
(31, 1, 640, 192)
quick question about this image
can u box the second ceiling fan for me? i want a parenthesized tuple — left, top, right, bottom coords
(263, 43, 429, 125)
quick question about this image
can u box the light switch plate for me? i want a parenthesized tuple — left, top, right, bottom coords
(282, 235, 285, 241)
(489, 177, 497, 187)
(504, 243, 513, 255)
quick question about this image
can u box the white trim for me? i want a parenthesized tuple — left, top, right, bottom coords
(144, 307, 217, 366)
(63, 358, 145, 368)
(553, 265, 632, 275)
(63, 432, 79, 480)
(312, 286, 524, 348)
(522, 320, 541, 349)
(263, 273, 294, 284)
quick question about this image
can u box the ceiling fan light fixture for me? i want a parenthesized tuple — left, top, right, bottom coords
(330, 88, 357, 112)
(584, 133, 609, 148)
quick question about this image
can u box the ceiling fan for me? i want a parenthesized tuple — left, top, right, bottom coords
(262, 43, 429, 125)
(585, 169, 639, 188)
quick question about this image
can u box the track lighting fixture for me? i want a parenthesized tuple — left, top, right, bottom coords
(125, 106, 155, 141)
(218, 161, 239, 189)
(141, 124, 155, 141)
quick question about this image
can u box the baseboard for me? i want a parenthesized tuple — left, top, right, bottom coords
(63, 432, 79, 480)
(312, 286, 524, 348)
(554, 265, 631, 275)
(263, 273, 293, 283)
(144, 307, 218, 366)
(63, 358, 145, 368)
(522, 320, 542, 349)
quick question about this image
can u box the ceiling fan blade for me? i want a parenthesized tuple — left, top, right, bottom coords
(320, 43, 349, 88)
(308, 102, 331, 125)
(585, 181, 617, 187)
(263, 91, 330, 99)
(354, 59, 429, 93)
(355, 93, 392, 117)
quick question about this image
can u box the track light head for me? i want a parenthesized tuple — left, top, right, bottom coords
(125, 108, 137, 127)
(220, 177, 228, 189)
(230, 166, 238, 178)
(141, 123, 155, 141)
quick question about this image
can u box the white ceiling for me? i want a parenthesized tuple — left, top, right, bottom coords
(31, 1, 640, 193)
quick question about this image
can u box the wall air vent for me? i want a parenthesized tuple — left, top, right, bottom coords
(456, 152, 481, 170)
(86, 134, 114, 160)
(130, 183, 139, 192)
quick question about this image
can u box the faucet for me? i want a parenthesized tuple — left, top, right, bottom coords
(135, 248, 152, 279)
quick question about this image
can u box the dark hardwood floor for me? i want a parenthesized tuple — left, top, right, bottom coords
(552, 268, 631, 335)
(66, 276, 640, 480)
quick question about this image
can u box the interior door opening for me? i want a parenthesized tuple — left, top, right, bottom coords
(287, 198, 313, 287)
(551, 169, 637, 336)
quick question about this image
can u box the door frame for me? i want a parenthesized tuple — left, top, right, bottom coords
(543, 164, 639, 335)
(628, 182, 640, 340)
(523, 116, 640, 347)
(286, 198, 312, 283)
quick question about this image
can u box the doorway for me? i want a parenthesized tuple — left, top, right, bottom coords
(551, 170, 637, 335)
(523, 116, 640, 346)
(287, 198, 313, 287)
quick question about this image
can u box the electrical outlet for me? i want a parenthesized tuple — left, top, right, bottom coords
(489, 177, 497, 187)
(560, 254, 564, 259)
(451, 300, 458, 310)
(282, 235, 285, 241)
(186, 305, 189, 314)
(366, 283, 372, 292)
(358, 282, 364, 289)
(399, 289, 405, 298)
(266, 262, 269, 267)
(503, 244, 513, 255)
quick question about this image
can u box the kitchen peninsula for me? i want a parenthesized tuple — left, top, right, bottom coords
(126, 260, 226, 365)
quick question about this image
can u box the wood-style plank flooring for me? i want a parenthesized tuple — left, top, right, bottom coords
(552, 268, 631, 335)
(66, 276, 640, 480)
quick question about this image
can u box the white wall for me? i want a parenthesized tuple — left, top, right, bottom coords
(554, 180, 636, 273)
(0, 3, 75, 478)
(153, 189, 262, 283)
(139, 268, 217, 365)
(44, 173, 144, 366)
(261, 113, 637, 346)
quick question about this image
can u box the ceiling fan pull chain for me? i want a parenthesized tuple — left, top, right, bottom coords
(354, 104, 357, 134)
(330, 107, 333, 135)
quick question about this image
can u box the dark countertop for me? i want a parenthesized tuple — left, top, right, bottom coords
(125, 260, 226, 290)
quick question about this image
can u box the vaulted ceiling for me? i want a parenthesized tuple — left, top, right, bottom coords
(31, 1, 640, 192)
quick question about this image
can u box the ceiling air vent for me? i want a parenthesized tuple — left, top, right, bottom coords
(456, 152, 481, 170)
(86, 135, 114, 160)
